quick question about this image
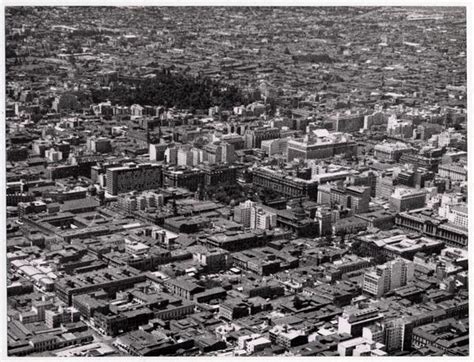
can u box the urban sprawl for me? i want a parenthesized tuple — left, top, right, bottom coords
(4, 6, 468, 357)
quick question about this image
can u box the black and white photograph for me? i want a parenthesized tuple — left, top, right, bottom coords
(2, 2, 472, 358)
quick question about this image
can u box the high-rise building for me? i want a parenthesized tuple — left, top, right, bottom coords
(234, 200, 277, 230)
(375, 176, 396, 200)
(252, 167, 319, 200)
(191, 148, 204, 165)
(399, 147, 444, 172)
(201, 164, 239, 186)
(44, 148, 63, 162)
(389, 187, 427, 212)
(162, 168, 205, 192)
(203, 143, 222, 164)
(164, 147, 178, 165)
(445, 204, 468, 228)
(220, 142, 235, 164)
(106, 163, 162, 195)
(149, 143, 168, 161)
(317, 183, 371, 214)
(244, 127, 280, 149)
(287, 131, 357, 162)
(363, 258, 415, 298)
(386, 115, 413, 139)
(118, 195, 138, 213)
(250, 206, 277, 230)
(261, 138, 288, 157)
(203, 142, 235, 164)
(234, 200, 256, 228)
(374, 142, 412, 162)
(87, 137, 112, 154)
(362, 323, 385, 345)
(384, 318, 406, 353)
(363, 111, 388, 131)
(338, 307, 384, 337)
(314, 205, 333, 236)
(438, 163, 467, 182)
(328, 112, 365, 133)
(348, 186, 371, 214)
(177, 147, 194, 167)
(437, 128, 463, 148)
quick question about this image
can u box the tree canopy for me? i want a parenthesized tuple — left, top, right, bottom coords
(91, 70, 257, 109)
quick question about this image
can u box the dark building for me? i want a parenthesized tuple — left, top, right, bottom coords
(252, 167, 319, 200)
(94, 307, 154, 336)
(162, 168, 205, 192)
(106, 163, 162, 195)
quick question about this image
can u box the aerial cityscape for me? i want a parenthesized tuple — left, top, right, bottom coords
(4, 6, 468, 357)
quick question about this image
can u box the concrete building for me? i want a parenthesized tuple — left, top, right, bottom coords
(447, 205, 468, 228)
(45, 148, 63, 162)
(261, 138, 288, 157)
(149, 143, 168, 161)
(376, 176, 396, 200)
(162, 168, 205, 192)
(318, 184, 371, 214)
(337, 337, 386, 356)
(250, 205, 277, 230)
(234, 201, 276, 230)
(164, 147, 178, 165)
(438, 163, 467, 182)
(363, 258, 415, 297)
(287, 131, 357, 161)
(390, 187, 427, 212)
(87, 137, 112, 154)
(328, 112, 365, 133)
(177, 147, 194, 167)
(106, 163, 162, 195)
(437, 128, 463, 148)
(204, 142, 235, 164)
(246, 337, 271, 354)
(387, 115, 413, 139)
(374, 142, 413, 162)
(234, 200, 255, 228)
(384, 318, 407, 353)
(338, 307, 384, 337)
(244, 127, 280, 149)
(314, 206, 333, 236)
(252, 167, 319, 200)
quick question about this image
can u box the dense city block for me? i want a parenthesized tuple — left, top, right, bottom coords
(5, 6, 468, 357)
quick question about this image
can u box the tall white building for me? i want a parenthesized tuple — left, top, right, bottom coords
(234, 200, 255, 228)
(234, 201, 276, 230)
(261, 138, 288, 157)
(191, 148, 204, 165)
(251, 206, 277, 230)
(45, 148, 63, 162)
(438, 128, 463, 148)
(165, 147, 178, 165)
(177, 147, 194, 167)
(447, 205, 468, 228)
(363, 258, 414, 297)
